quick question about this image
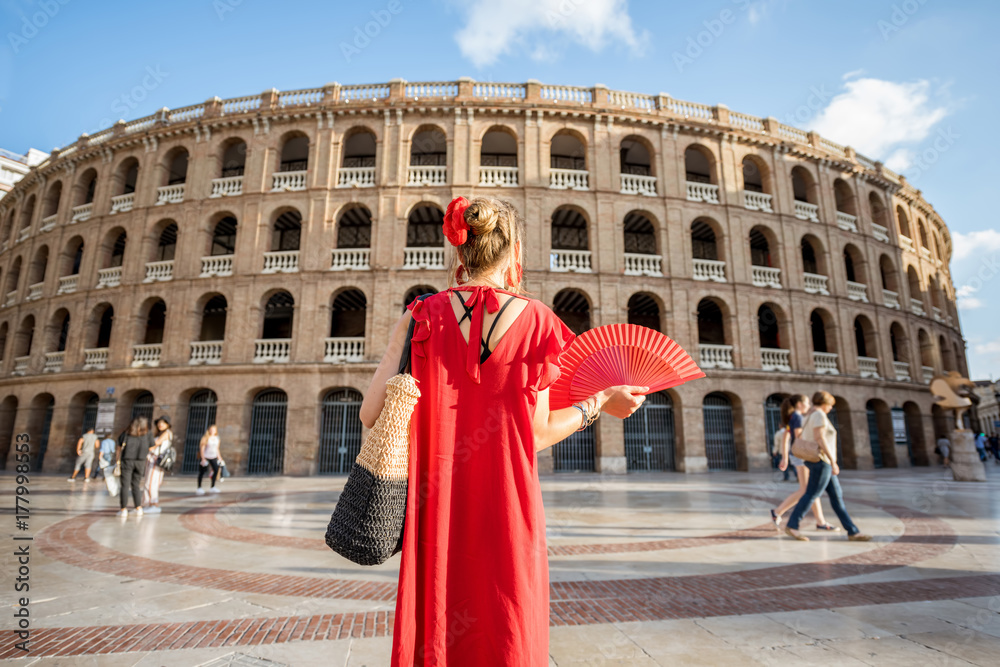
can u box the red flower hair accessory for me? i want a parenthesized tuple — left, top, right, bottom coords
(443, 196, 472, 246)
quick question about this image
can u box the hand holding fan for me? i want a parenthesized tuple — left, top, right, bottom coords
(548, 323, 705, 410)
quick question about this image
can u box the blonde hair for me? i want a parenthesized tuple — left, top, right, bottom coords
(450, 197, 526, 293)
(812, 391, 836, 407)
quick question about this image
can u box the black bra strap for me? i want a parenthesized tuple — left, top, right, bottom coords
(484, 295, 518, 350)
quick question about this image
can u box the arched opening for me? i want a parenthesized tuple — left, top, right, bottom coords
(28, 245, 48, 288)
(4, 256, 21, 296)
(685, 145, 715, 184)
(801, 237, 820, 275)
(741, 156, 767, 192)
(764, 393, 787, 461)
(261, 291, 294, 339)
(165, 148, 189, 185)
(142, 300, 167, 345)
(330, 289, 367, 338)
(182, 389, 218, 474)
(697, 298, 731, 369)
(757, 304, 781, 349)
(896, 205, 911, 239)
(220, 139, 247, 177)
(869, 193, 887, 230)
(101, 229, 127, 269)
(550, 207, 590, 272)
(403, 285, 437, 311)
(319, 388, 364, 474)
(114, 157, 139, 197)
(552, 289, 591, 335)
(278, 134, 309, 173)
(810, 309, 832, 352)
(833, 178, 857, 216)
(198, 295, 228, 341)
(62, 237, 84, 278)
(854, 315, 876, 359)
(14, 315, 35, 359)
(907, 266, 923, 312)
(18, 195, 36, 233)
(749, 226, 774, 267)
(550, 131, 586, 171)
(790, 166, 817, 204)
(0, 396, 18, 469)
(691, 219, 721, 262)
(918, 329, 934, 372)
(0, 323, 7, 363)
(624, 391, 675, 471)
(890, 322, 909, 363)
(336, 205, 372, 249)
(410, 127, 447, 166)
(879, 255, 899, 304)
(153, 222, 178, 262)
(270, 209, 302, 251)
(903, 401, 926, 466)
(844, 244, 865, 284)
(627, 292, 660, 332)
(406, 204, 445, 247)
(620, 136, 651, 176)
(43, 181, 62, 219)
(341, 130, 376, 168)
(866, 399, 896, 468)
(48, 309, 71, 354)
(92, 304, 114, 349)
(75, 168, 98, 206)
(29, 394, 55, 471)
(703, 392, 737, 471)
(831, 396, 856, 468)
(247, 388, 288, 475)
(479, 128, 518, 186)
(623, 211, 659, 273)
(210, 215, 238, 256)
(130, 391, 155, 424)
(918, 220, 930, 253)
(939, 334, 954, 372)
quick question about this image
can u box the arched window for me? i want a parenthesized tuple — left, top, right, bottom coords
(271, 209, 302, 252)
(210, 216, 238, 256)
(810, 311, 828, 352)
(854, 317, 878, 377)
(801, 238, 819, 275)
(410, 128, 447, 166)
(684, 145, 714, 184)
(758, 303, 790, 369)
(279, 135, 309, 173)
(63, 237, 84, 278)
(620, 136, 651, 176)
(623, 212, 656, 255)
(403, 285, 436, 311)
(691, 220, 719, 260)
(220, 139, 247, 177)
(198, 295, 228, 341)
(154, 222, 178, 262)
(741, 156, 771, 211)
(696, 299, 726, 345)
(116, 158, 139, 195)
(896, 205, 911, 239)
(51, 310, 70, 353)
(749, 227, 772, 267)
(479, 128, 518, 187)
(14, 315, 35, 358)
(550, 132, 586, 171)
(28, 245, 48, 288)
(833, 178, 857, 215)
(130, 391, 154, 423)
(790, 166, 815, 204)
(553, 289, 590, 335)
(5, 256, 22, 296)
(76, 169, 98, 206)
(43, 181, 62, 219)
(166, 149, 188, 185)
(94, 305, 114, 349)
(626, 293, 660, 332)
(105, 231, 127, 269)
(329, 289, 367, 362)
(18, 195, 36, 233)
(261, 292, 294, 339)
(550, 207, 590, 272)
(143, 300, 166, 345)
(336, 205, 372, 249)
(757, 304, 781, 349)
(890, 323, 908, 363)
(341, 130, 376, 168)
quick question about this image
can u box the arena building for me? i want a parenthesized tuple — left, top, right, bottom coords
(0, 78, 968, 476)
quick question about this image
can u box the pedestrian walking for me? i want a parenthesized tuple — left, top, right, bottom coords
(783, 391, 871, 542)
(68, 427, 99, 483)
(143, 416, 173, 514)
(196, 424, 224, 495)
(975, 432, 988, 462)
(98, 432, 119, 497)
(936, 435, 951, 467)
(116, 417, 155, 517)
(770, 395, 836, 531)
(989, 434, 1000, 463)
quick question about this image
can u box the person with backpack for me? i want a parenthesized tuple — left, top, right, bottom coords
(98, 432, 119, 496)
(143, 415, 175, 514)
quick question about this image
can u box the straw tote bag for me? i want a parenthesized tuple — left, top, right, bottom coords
(325, 294, 430, 566)
(790, 411, 823, 463)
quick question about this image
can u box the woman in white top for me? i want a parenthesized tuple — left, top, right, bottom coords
(783, 391, 871, 542)
(197, 425, 224, 495)
(770, 395, 836, 531)
(143, 415, 173, 513)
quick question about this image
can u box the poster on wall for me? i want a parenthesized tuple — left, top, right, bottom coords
(891, 408, 908, 443)
(95, 399, 117, 435)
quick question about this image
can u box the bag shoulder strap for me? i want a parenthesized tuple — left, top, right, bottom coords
(397, 293, 435, 375)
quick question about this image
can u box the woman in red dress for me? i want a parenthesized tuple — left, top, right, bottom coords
(360, 196, 646, 666)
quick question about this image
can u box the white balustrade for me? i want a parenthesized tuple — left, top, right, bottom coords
(4, 290, 16, 307)
(872, 223, 890, 243)
(550, 250, 593, 273)
(57, 275, 78, 295)
(156, 184, 185, 205)
(43, 351, 64, 373)
(330, 248, 371, 271)
(402, 247, 446, 270)
(794, 201, 819, 222)
(920, 247, 932, 259)
(406, 165, 447, 186)
(686, 181, 719, 204)
(549, 168, 589, 190)
(26, 283, 44, 301)
(813, 351, 840, 375)
(620, 174, 657, 196)
(337, 167, 375, 188)
(858, 356, 880, 379)
(110, 193, 134, 214)
(946, 314, 954, 327)
(699, 344, 734, 370)
(210, 175, 243, 197)
(324, 337, 366, 363)
(272, 170, 308, 192)
(761, 348, 792, 372)
(12, 356, 29, 376)
(882, 289, 900, 309)
(910, 298, 926, 316)
(16, 227, 29, 243)
(847, 281, 869, 302)
(836, 211, 859, 232)
(200, 255, 234, 277)
(479, 166, 519, 187)
(922, 366, 934, 384)
(893, 360, 911, 382)
(623, 253, 663, 277)
(803, 273, 829, 295)
(71, 203, 92, 223)
(131, 344, 163, 368)
(751, 266, 782, 288)
(693, 259, 727, 282)
(143, 260, 174, 283)
(40, 214, 57, 232)
(189, 341, 223, 365)
(253, 339, 291, 364)
(83, 348, 109, 370)
(96, 266, 122, 289)
(262, 250, 300, 274)
(741, 190, 773, 212)
(899, 235, 915, 252)
(932, 306, 943, 322)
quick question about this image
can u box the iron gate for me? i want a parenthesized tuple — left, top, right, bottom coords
(898, 407, 916, 465)
(182, 390, 218, 474)
(828, 406, 844, 466)
(319, 389, 363, 474)
(131, 391, 154, 424)
(554, 429, 595, 472)
(35, 399, 54, 471)
(764, 395, 783, 460)
(866, 407, 884, 468)
(703, 393, 737, 471)
(624, 392, 675, 471)
(82, 396, 99, 434)
(247, 389, 287, 475)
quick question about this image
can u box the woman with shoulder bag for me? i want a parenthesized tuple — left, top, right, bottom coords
(783, 391, 872, 542)
(770, 395, 837, 531)
(117, 416, 156, 518)
(143, 415, 174, 514)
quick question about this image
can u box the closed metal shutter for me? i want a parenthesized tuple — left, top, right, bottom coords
(703, 393, 737, 471)
(624, 392, 675, 471)
(319, 389, 363, 474)
(247, 389, 287, 475)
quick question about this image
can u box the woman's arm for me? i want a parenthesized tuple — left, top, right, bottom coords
(532, 385, 646, 452)
(359, 311, 412, 429)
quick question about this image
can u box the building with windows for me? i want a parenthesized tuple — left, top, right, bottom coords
(0, 79, 967, 475)
(0, 148, 48, 201)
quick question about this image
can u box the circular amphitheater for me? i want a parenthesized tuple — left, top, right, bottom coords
(0, 78, 966, 476)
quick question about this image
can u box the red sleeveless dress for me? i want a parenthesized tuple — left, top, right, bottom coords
(390, 285, 576, 666)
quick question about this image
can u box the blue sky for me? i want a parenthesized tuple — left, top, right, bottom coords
(2, 0, 997, 377)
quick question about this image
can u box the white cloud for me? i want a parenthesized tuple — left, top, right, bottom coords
(453, 0, 648, 67)
(952, 229, 1000, 261)
(974, 340, 1000, 356)
(959, 296, 983, 311)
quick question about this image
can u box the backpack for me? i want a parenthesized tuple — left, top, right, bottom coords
(156, 446, 177, 473)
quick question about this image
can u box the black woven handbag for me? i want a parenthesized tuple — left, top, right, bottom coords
(325, 294, 430, 565)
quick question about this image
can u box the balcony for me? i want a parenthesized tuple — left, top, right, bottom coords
(272, 170, 308, 192)
(4, 290, 16, 307)
(26, 283, 44, 301)
(751, 266, 782, 289)
(337, 167, 375, 188)
(210, 175, 243, 198)
(910, 298, 926, 317)
(402, 247, 446, 270)
(40, 215, 57, 233)
(71, 203, 93, 223)
(407, 165, 447, 187)
(262, 250, 300, 274)
(803, 273, 829, 295)
(16, 227, 30, 243)
(550, 249, 592, 273)
(324, 337, 365, 363)
(156, 184, 185, 205)
(686, 182, 719, 204)
(43, 351, 64, 373)
(620, 173, 657, 196)
(190, 341, 223, 365)
(858, 356, 880, 379)
(143, 260, 174, 283)
(899, 235, 914, 252)
(761, 348, 791, 372)
(893, 360, 911, 382)
(813, 351, 840, 375)
(847, 281, 869, 303)
(57, 275, 78, 295)
(623, 253, 662, 277)
(478, 166, 518, 187)
(882, 289, 900, 310)
(920, 247, 932, 260)
(699, 344, 734, 370)
(110, 193, 134, 214)
(200, 255, 234, 278)
(741, 190, 773, 212)
(932, 306, 943, 323)
(96, 267, 122, 289)
(253, 339, 291, 364)
(549, 168, 589, 191)
(794, 201, 819, 222)
(836, 211, 858, 232)
(872, 223, 890, 243)
(693, 258, 727, 282)
(131, 343, 162, 368)
(922, 366, 934, 384)
(330, 248, 370, 271)
(82, 348, 109, 370)
(12, 356, 29, 376)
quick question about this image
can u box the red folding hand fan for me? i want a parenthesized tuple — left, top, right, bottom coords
(548, 323, 705, 410)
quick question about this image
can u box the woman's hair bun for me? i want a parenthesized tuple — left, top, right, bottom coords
(465, 199, 500, 236)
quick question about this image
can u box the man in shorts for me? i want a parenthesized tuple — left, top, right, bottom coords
(68, 427, 99, 483)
